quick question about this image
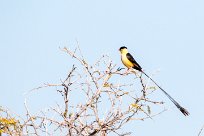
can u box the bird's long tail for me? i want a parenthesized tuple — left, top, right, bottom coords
(141, 71, 189, 116)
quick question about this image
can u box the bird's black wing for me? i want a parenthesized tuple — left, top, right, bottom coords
(126, 53, 142, 71)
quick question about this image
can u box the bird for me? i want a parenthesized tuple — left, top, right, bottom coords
(119, 46, 189, 116)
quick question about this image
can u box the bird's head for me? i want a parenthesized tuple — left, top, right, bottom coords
(119, 46, 128, 54)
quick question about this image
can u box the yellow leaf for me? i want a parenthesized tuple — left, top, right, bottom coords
(131, 104, 141, 109)
(103, 82, 110, 87)
(0, 118, 16, 125)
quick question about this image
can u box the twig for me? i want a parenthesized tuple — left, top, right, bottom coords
(198, 124, 204, 136)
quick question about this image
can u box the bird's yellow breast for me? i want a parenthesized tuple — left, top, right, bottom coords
(121, 54, 134, 68)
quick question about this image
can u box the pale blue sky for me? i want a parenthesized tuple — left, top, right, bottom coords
(0, 0, 204, 135)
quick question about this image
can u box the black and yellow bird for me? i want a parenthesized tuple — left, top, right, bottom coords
(119, 46, 189, 116)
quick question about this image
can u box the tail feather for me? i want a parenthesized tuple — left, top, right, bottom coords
(141, 71, 189, 116)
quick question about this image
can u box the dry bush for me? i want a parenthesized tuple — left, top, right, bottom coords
(0, 47, 166, 136)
